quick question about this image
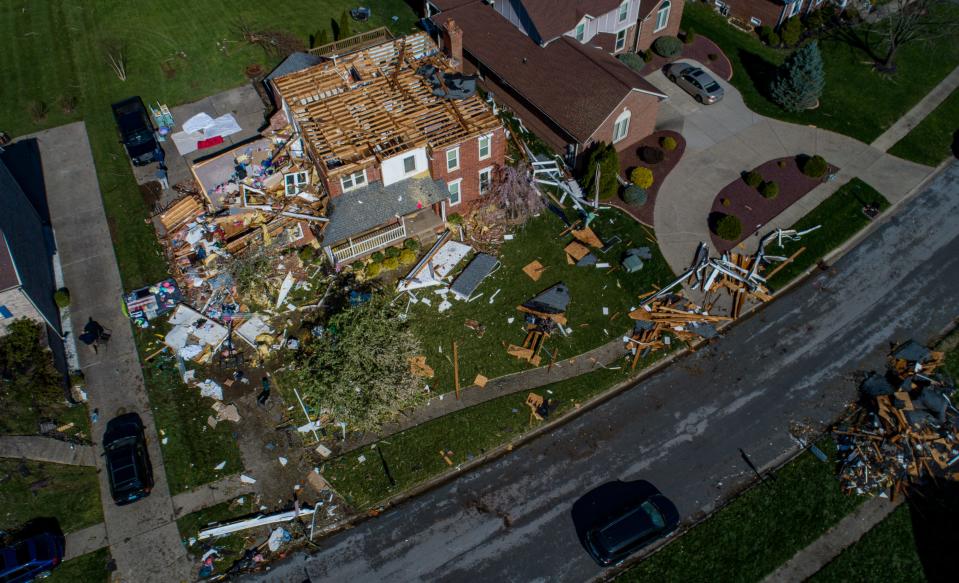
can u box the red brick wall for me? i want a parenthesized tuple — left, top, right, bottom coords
(635, 0, 684, 51)
(588, 92, 660, 153)
(428, 126, 507, 206)
(324, 164, 382, 198)
(726, 0, 787, 29)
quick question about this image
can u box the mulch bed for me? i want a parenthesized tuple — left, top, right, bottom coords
(641, 34, 733, 81)
(609, 130, 686, 227)
(709, 156, 839, 252)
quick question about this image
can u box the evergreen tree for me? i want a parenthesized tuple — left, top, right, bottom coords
(583, 143, 621, 200)
(770, 41, 825, 113)
(338, 11, 352, 40)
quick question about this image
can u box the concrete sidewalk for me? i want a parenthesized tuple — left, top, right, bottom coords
(870, 64, 959, 152)
(0, 436, 96, 466)
(29, 122, 192, 582)
(64, 523, 109, 561)
(172, 474, 255, 519)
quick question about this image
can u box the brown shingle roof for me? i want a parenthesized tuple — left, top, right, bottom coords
(434, 3, 665, 143)
(520, 0, 624, 43)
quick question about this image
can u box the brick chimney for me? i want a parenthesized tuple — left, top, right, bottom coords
(442, 19, 463, 73)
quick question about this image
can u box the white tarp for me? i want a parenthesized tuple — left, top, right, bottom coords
(165, 304, 229, 361)
(182, 112, 216, 134)
(171, 113, 244, 156)
(397, 237, 472, 293)
(236, 315, 274, 347)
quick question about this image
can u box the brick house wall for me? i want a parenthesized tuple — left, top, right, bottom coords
(724, 0, 788, 28)
(588, 92, 660, 154)
(322, 164, 383, 198)
(428, 126, 507, 207)
(634, 0, 684, 51)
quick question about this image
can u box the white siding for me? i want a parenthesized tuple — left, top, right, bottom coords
(565, 0, 639, 44)
(493, 0, 532, 37)
(381, 147, 429, 187)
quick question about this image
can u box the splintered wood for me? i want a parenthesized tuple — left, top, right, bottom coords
(625, 295, 730, 369)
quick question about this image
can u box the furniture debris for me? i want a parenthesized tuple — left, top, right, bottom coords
(124, 279, 181, 328)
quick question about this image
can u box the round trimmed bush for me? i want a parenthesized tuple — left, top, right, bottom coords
(642, 50, 654, 63)
(652, 36, 682, 58)
(760, 180, 780, 199)
(660, 136, 678, 151)
(715, 214, 743, 241)
(53, 288, 70, 308)
(767, 32, 781, 47)
(801, 155, 828, 178)
(383, 257, 400, 270)
(622, 186, 648, 206)
(403, 238, 419, 251)
(721, 197, 731, 207)
(351, 260, 364, 271)
(684, 28, 696, 44)
(777, 160, 788, 168)
(757, 25, 772, 42)
(371, 251, 385, 263)
(399, 249, 417, 265)
(744, 170, 763, 188)
(630, 167, 654, 189)
(384, 246, 401, 259)
(640, 146, 665, 165)
(365, 262, 382, 278)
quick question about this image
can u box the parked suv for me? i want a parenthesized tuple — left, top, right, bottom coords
(111, 97, 158, 166)
(103, 412, 154, 505)
(0, 531, 65, 582)
(582, 481, 679, 566)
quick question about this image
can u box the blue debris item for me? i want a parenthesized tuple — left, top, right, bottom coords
(892, 340, 931, 363)
(576, 253, 597, 267)
(451, 253, 499, 300)
(349, 290, 373, 306)
(522, 282, 570, 314)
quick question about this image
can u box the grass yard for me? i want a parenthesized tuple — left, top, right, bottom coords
(406, 207, 674, 392)
(0, 460, 102, 534)
(47, 548, 111, 583)
(682, 2, 959, 144)
(621, 440, 863, 583)
(809, 504, 924, 583)
(325, 366, 637, 510)
(0, 0, 419, 291)
(178, 498, 254, 566)
(889, 88, 959, 167)
(765, 178, 889, 291)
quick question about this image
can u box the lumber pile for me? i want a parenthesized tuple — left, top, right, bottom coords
(835, 340, 959, 498)
(625, 293, 730, 369)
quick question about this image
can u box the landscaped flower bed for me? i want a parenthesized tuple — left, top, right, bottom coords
(612, 130, 686, 226)
(623, 33, 733, 81)
(709, 155, 838, 251)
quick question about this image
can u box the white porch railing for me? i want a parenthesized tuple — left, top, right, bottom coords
(331, 222, 407, 263)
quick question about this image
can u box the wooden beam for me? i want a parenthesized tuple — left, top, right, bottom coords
(453, 341, 460, 400)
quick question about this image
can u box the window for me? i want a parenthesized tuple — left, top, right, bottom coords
(478, 134, 492, 160)
(750, 17, 762, 26)
(789, 0, 802, 17)
(575, 22, 585, 41)
(403, 155, 417, 174)
(478, 167, 493, 194)
(615, 29, 627, 51)
(617, 1, 629, 22)
(446, 147, 460, 171)
(448, 179, 462, 206)
(284, 171, 309, 195)
(340, 169, 367, 192)
(655, 1, 670, 32)
(612, 109, 631, 143)
(0, 306, 10, 319)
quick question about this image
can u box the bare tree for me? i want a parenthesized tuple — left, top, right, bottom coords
(103, 39, 128, 81)
(843, 0, 958, 72)
(489, 165, 545, 224)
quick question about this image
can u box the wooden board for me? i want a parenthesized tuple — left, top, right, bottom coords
(522, 260, 546, 281)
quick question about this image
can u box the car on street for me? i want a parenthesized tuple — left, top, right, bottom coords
(581, 481, 679, 566)
(110, 96, 158, 166)
(0, 531, 65, 582)
(664, 63, 725, 104)
(103, 412, 154, 505)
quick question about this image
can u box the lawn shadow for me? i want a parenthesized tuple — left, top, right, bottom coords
(908, 480, 959, 582)
(737, 49, 779, 101)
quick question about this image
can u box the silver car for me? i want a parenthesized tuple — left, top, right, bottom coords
(665, 63, 725, 104)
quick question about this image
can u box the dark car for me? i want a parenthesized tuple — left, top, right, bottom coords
(664, 63, 725, 104)
(0, 531, 65, 582)
(103, 412, 154, 505)
(581, 481, 679, 566)
(111, 97, 158, 166)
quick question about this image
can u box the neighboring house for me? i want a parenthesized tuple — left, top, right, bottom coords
(269, 32, 506, 265)
(427, 1, 669, 168)
(714, 0, 827, 29)
(426, 0, 683, 53)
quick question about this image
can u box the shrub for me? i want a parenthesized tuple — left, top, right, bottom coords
(805, 9, 826, 30)
(642, 50, 654, 63)
(721, 197, 731, 207)
(351, 260, 364, 271)
(757, 25, 772, 43)
(707, 53, 719, 62)
(399, 249, 417, 265)
(715, 214, 743, 241)
(53, 288, 70, 308)
(447, 213, 464, 226)
(584, 143, 621, 200)
(617, 52, 645, 72)
(781, 17, 802, 47)
(298, 246, 315, 262)
(660, 136, 678, 151)
(622, 186, 648, 206)
(384, 246, 401, 259)
(801, 154, 828, 178)
(760, 180, 780, 199)
(403, 238, 419, 251)
(382, 257, 400, 270)
(652, 36, 682, 58)
(744, 170, 763, 188)
(684, 28, 696, 44)
(371, 251, 385, 263)
(640, 146, 665, 165)
(365, 262, 382, 278)
(28, 100, 48, 123)
(777, 160, 788, 168)
(630, 167, 654, 189)
(767, 32, 781, 47)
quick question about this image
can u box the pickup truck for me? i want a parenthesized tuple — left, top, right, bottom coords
(111, 96, 159, 166)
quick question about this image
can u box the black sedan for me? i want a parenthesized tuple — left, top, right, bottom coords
(103, 413, 154, 505)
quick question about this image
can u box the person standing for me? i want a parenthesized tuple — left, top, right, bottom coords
(156, 162, 170, 190)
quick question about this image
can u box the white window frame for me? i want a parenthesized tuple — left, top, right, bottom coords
(575, 22, 586, 42)
(612, 110, 631, 144)
(284, 171, 309, 195)
(340, 169, 368, 192)
(615, 29, 627, 51)
(448, 178, 462, 207)
(617, 1, 629, 23)
(789, 0, 802, 17)
(655, 1, 671, 32)
(750, 16, 762, 26)
(446, 147, 460, 171)
(478, 166, 493, 194)
(403, 154, 417, 174)
(478, 134, 492, 161)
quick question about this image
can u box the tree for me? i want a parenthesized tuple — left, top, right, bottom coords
(842, 0, 958, 72)
(289, 296, 425, 432)
(489, 165, 545, 223)
(770, 41, 825, 112)
(781, 16, 803, 47)
(338, 11, 353, 40)
(0, 319, 61, 402)
(583, 143, 620, 201)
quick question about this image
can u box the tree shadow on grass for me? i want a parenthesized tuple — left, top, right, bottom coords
(737, 49, 779, 101)
(908, 480, 959, 582)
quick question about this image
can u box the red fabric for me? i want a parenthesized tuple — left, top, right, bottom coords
(197, 135, 224, 149)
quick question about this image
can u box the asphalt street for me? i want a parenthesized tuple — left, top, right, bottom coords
(259, 162, 959, 583)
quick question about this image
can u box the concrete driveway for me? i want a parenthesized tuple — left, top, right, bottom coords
(647, 60, 933, 273)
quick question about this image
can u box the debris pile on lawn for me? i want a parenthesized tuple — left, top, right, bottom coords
(507, 283, 570, 366)
(835, 340, 959, 499)
(624, 293, 730, 369)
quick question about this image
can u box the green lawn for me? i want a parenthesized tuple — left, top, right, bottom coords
(0, 460, 103, 533)
(325, 366, 637, 510)
(889, 88, 959, 166)
(682, 2, 959, 144)
(406, 207, 674, 392)
(765, 178, 889, 290)
(620, 440, 863, 583)
(178, 498, 253, 565)
(810, 505, 924, 583)
(48, 548, 111, 583)
(0, 0, 419, 291)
